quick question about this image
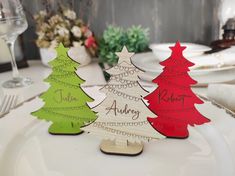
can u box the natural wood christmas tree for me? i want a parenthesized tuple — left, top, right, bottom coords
(144, 41, 210, 138)
(82, 46, 164, 155)
(31, 43, 96, 135)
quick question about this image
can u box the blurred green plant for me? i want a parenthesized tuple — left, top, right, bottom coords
(126, 26, 149, 53)
(98, 25, 149, 66)
(98, 26, 126, 65)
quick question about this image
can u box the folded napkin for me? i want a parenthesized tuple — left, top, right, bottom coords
(207, 84, 235, 111)
(190, 46, 235, 70)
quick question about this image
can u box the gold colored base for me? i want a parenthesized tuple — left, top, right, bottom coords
(100, 139, 143, 156)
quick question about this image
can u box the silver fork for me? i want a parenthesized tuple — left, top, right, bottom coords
(0, 94, 18, 117)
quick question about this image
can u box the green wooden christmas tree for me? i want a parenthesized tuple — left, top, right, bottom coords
(31, 43, 97, 135)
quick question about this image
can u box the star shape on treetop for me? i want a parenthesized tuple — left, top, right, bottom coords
(169, 41, 186, 54)
(55, 43, 69, 55)
(115, 46, 135, 64)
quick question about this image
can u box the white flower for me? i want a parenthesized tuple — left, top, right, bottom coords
(50, 40, 58, 49)
(39, 10, 47, 17)
(56, 26, 69, 37)
(73, 41, 82, 47)
(48, 15, 63, 26)
(71, 26, 82, 38)
(40, 23, 50, 32)
(37, 31, 45, 39)
(64, 10, 76, 20)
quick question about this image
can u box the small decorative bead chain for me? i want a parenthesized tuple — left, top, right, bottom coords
(93, 121, 148, 127)
(41, 108, 93, 121)
(105, 82, 138, 89)
(92, 123, 152, 141)
(113, 65, 137, 72)
(104, 86, 141, 101)
(110, 77, 137, 84)
(111, 68, 140, 79)
(48, 72, 74, 78)
(48, 76, 80, 89)
(43, 105, 87, 111)
(53, 60, 75, 68)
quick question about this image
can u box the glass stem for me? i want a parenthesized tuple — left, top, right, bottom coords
(6, 39, 19, 79)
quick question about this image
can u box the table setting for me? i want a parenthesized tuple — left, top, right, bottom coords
(1, 1, 235, 176)
(1, 46, 235, 176)
(133, 43, 235, 86)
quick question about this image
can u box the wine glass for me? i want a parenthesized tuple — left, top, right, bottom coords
(0, 0, 33, 88)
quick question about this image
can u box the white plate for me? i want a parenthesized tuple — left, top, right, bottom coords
(0, 88, 235, 176)
(150, 43, 211, 52)
(132, 52, 235, 76)
(139, 69, 235, 86)
(149, 43, 211, 61)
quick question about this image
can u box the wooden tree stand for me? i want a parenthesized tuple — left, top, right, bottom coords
(100, 139, 143, 156)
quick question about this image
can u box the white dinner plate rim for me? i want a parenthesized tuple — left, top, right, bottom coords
(1, 97, 235, 176)
(149, 43, 211, 52)
(131, 52, 235, 74)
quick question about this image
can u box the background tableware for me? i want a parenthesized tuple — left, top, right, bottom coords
(218, 0, 235, 38)
(207, 84, 235, 111)
(139, 69, 235, 87)
(149, 43, 211, 61)
(0, 0, 32, 88)
(132, 52, 235, 75)
(0, 94, 18, 117)
(132, 52, 235, 86)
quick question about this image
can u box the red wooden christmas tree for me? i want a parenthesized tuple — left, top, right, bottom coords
(144, 41, 210, 138)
